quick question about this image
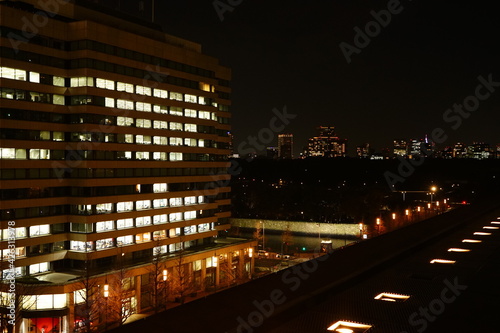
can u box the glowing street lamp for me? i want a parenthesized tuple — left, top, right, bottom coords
(417, 206, 421, 212)
(103, 284, 109, 298)
(376, 218, 381, 235)
(405, 209, 409, 216)
(430, 186, 437, 204)
(392, 213, 396, 220)
(162, 269, 168, 281)
(359, 223, 363, 238)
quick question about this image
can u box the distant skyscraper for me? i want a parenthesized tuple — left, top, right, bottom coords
(467, 142, 491, 159)
(409, 136, 434, 157)
(278, 134, 294, 159)
(393, 139, 408, 157)
(356, 143, 371, 158)
(307, 126, 347, 157)
(453, 142, 467, 158)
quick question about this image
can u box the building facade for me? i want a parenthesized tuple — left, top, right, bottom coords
(0, 1, 255, 332)
(307, 126, 346, 158)
(277, 133, 293, 159)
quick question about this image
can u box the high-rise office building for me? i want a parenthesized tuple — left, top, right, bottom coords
(467, 142, 491, 159)
(356, 143, 371, 158)
(0, 1, 255, 331)
(277, 134, 293, 159)
(307, 126, 346, 158)
(453, 142, 467, 158)
(393, 139, 408, 157)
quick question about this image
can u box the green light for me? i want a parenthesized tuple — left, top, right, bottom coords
(302, 247, 306, 251)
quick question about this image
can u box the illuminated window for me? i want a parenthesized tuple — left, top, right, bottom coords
(153, 183, 168, 193)
(169, 228, 181, 238)
(117, 99, 134, 110)
(153, 88, 168, 99)
(198, 196, 205, 203)
(117, 235, 134, 246)
(170, 92, 183, 101)
(198, 139, 205, 147)
(153, 230, 166, 240)
(104, 97, 114, 107)
(96, 221, 114, 232)
(136, 102, 152, 112)
(170, 106, 183, 116)
(136, 216, 151, 227)
(184, 211, 196, 220)
(136, 200, 151, 210)
(96, 78, 114, 90)
(74, 289, 86, 304)
(185, 109, 197, 118)
(117, 82, 134, 93)
(153, 152, 166, 161)
(136, 85, 151, 96)
(136, 151, 150, 160)
(169, 137, 182, 146)
(170, 122, 183, 131)
(152, 120, 166, 129)
(0, 67, 26, 80)
(153, 214, 168, 224)
(198, 96, 206, 105)
(199, 82, 211, 92)
(199, 111, 211, 119)
(29, 149, 50, 159)
(184, 138, 197, 147)
(153, 245, 168, 254)
(29, 71, 40, 83)
(184, 225, 196, 235)
(198, 223, 210, 232)
(53, 94, 65, 105)
(53, 76, 65, 86)
(462, 239, 482, 243)
(135, 232, 151, 243)
(184, 196, 196, 205)
(117, 218, 134, 229)
(117, 201, 133, 212)
(71, 77, 94, 87)
(169, 152, 183, 161)
(53, 131, 64, 141)
(185, 94, 197, 103)
(153, 199, 168, 208)
(169, 212, 182, 222)
(96, 238, 114, 250)
(153, 104, 169, 114)
(117, 116, 134, 126)
(39, 131, 50, 140)
(29, 224, 50, 236)
(184, 123, 197, 132)
(136, 118, 152, 128)
(169, 198, 182, 207)
(96, 203, 112, 214)
(374, 292, 410, 302)
(70, 241, 93, 252)
(327, 321, 373, 332)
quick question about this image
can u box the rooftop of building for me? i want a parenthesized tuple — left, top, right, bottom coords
(109, 193, 500, 333)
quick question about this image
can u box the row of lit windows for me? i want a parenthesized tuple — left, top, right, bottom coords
(0, 225, 50, 240)
(79, 197, 204, 214)
(0, 148, 186, 161)
(70, 223, 212, 251)
(1, 66, 215, 106)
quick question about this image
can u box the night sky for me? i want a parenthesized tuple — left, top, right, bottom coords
(98, 0, 500, 156)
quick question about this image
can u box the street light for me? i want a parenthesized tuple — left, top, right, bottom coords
(376, 218, 381, 235)
(359, 223, 363, 238)
(392, 213, 396, 220)
(430, 186, 437, 204)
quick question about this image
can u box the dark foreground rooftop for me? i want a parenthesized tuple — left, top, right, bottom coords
(111, 196, 500, 333)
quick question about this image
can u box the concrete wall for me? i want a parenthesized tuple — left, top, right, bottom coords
(230, 218, 361, 237)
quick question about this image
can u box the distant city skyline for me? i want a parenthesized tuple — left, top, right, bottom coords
(81, 0, 500, 159)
